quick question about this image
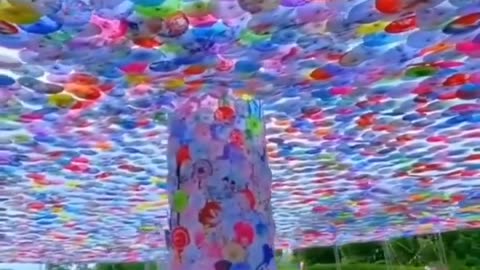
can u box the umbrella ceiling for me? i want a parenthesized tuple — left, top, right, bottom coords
(1, 0, 480, 263)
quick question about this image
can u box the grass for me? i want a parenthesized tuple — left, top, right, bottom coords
(278, 262, 298, 270)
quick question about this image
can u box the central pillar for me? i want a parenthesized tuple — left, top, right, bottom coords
(166, 94, 276, 270)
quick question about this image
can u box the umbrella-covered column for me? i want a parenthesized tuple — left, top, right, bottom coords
(166, 94, 276, 270)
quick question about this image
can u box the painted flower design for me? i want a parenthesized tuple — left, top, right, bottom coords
(223, 241, 246, 262)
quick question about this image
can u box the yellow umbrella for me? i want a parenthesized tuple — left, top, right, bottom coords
(0, 0, 41, 24)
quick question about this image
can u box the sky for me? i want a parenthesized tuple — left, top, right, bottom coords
(0, 264, 43, 270)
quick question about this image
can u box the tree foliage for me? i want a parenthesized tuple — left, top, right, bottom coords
(45, 264, 94, 270)
(96, 262, 157, 270)
(46, 264, 74, 270)
(293, 229, 480, 269)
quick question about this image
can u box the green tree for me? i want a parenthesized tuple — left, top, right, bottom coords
(341, 242, 384, 264)
(295, 246, 336, 265)
(96, 262, 157, 270)
(46, 264, 73, 270)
